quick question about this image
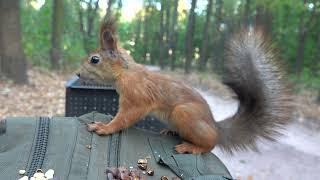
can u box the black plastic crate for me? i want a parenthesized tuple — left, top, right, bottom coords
(65, 76, 166, 132)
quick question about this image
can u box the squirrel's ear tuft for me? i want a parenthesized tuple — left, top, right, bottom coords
(100, 17, 118, 51)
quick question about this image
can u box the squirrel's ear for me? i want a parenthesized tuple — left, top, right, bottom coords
(100, 17, 118, 51)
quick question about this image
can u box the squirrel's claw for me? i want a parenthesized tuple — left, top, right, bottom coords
(87, 121, 111, 135)
(175, 142, 209, 154)
(87, 121, 103, 132)
(160, 129, 179, 136)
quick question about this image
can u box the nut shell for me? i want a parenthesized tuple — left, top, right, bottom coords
(137, 159, 148, 164)
(161, 176, 169, 180)
(147, 169, 154, 176)
(107, 173, 114, 180)
(137, 163, 147, 170)
(106, 167, 119, 177)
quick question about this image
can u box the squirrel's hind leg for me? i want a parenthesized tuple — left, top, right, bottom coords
(171, 104, 218, 154)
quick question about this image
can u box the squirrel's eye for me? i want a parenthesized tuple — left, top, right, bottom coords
(90, 56, 100, 64)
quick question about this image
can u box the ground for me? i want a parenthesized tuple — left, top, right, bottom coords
(0, 68, 67, 117)
(200, 90, 320, 180)
(0, 68, 319, 180)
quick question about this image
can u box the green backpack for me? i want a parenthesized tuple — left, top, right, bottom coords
(0, 112, 232, 180)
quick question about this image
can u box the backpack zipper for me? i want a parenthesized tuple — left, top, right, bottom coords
(26, 117, 50, 177)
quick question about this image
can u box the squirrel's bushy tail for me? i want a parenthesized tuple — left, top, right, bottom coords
(217, 29, 292, 153)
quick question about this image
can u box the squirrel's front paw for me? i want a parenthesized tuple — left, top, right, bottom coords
(87, 122, 98, 132)
(87, 122, 110, 135)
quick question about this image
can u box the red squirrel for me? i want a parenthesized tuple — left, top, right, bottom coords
(77, 19, 292, 154)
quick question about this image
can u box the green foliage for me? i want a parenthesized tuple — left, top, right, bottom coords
(21, 1, 52, 67)
(259, 0, 319, 90)
(20, 0, 319, 90)
(291, 68, 320, 92)
(62, 0, 87, 66)
(21, 0, 87, 69)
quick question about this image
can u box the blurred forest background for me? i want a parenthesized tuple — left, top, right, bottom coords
(1, 1, 319, 179)
(0, 0, 319, 91)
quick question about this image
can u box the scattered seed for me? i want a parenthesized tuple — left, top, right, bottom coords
(137, 159, 147, 164)
(106, 167, 119, 177)
(85, 145, 92, 149)
(18, 170, 26, 175)
(137, 163, 147, 170)
(130, 169, 141, 180)
(118, 167, 131, 180)
(33, 169, 45, 178)
(147, 169, 154, 176)
(137, 158, 148, 170)
(44, 169, 54, 179)
(107, 173, 114, 180)
(18, 176, 28, 180)
(161, 176, 169, 180)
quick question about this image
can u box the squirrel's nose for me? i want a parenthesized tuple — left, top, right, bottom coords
(76, 73, 80, 77)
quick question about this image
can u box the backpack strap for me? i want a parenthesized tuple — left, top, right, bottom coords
(148, 138, 233, 180)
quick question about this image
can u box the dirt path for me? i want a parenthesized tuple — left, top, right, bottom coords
(199, 90, 320, 180)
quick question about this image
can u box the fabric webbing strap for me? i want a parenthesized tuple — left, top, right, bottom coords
(148, 138, 233, 180)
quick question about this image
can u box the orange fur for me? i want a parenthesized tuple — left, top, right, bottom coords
(80, 19, 218, 154)
(79, 19, 292, 154)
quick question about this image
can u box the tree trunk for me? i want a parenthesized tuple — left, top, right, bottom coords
(243, 0, 251, 27)
(316, 30, 320, 66)
(295, 26, 306, 77)
(316, 30, 320, 104)
(169, 0, 178, 71)
(0, 0, 28, 84)
(164, 0, 171, 65)
(50, 0, 64, 69)
(134, 13, 142, 50)
(210, 0, 223, 73)
(105, 0, 114, 20)
(79, 0, 100, 54)
(159, 0, 165, 69)
(295, 0, 306, 77)
(142, 1, 150, 63)
(295, 0, 316, 77)
(255, 5, 272, 35)
(184, 0, 197, 74)
(114, 0, 122, 21)
(198, 0, 213, 71)
(87, 0, 99, 38)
